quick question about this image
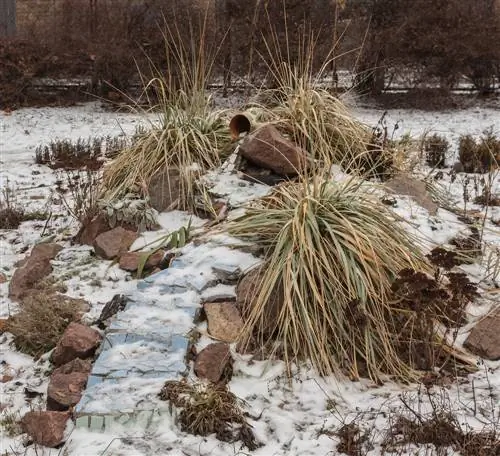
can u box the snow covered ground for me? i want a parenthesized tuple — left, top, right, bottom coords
(0, 100, 499, 455)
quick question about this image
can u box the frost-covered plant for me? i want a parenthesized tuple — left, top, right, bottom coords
(98, 196, 158, 232)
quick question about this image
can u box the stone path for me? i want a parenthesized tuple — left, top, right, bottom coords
(74, 241, 258, 431)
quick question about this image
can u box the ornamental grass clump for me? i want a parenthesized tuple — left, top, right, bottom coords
(101, 100, 230, 209)
(101, 13, 231, 209)
(228, 176, 429, 382)
(249, 29, 393, 178)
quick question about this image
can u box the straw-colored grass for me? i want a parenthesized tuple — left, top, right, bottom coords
(102, 99, 230, 209)
(228, 176, 429, 382)
(102, 9, 231, 209)
(246, 24, 392, 178)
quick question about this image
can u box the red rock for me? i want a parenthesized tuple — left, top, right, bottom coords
(204, 302, 244, 343)
(51, 322, 102, 367)
(118, 250, 165, 272)
(93, 227, 138, 260)
(194, 343, 233, 383)
(464, 309, 500, 360)
(8, 243, 63, 300)
(1, 374, 14, 383)
(0, 272, 7, 283)
(53, 358, 92, 375)
(21, 410, 70, 447)
(47, 371, 89, 411)
(239, 125, 309, 176)
(0, 318, 8, 333)
(74, 214, 110, 246)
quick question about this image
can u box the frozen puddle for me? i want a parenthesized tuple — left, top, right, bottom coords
(74, 241, 259, 431)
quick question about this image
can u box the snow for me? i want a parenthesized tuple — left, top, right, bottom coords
(1, 101, 499, 456)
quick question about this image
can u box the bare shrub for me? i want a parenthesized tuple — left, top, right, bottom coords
(424, 133, 449, 168)
(35, 136, 129, 171)
(459, 129, 500, 173)
(55, 170, 102, 224)
(383, 387, 500, 456)
(7, 291, 87, 358)
(389, 268, 478, 371)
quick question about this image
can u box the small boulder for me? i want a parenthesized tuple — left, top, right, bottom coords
(93, 227, 138, 260)
(204, 302, 244, 343)
(74, 213, 110, 246)
(47, 371, 89, 411)
(118, 250, 165, 272)
(0, 272, 7, 283)
(464, 309, 500, 360)
(236, 266, 283, 337)
(239, 125, 309, 176)
(385, 175, 438, 216)
(8, 243, 63, 300)
(51, 322, 102, 367)
(148, 168, 182, 212)
(194, 343, 233, 384)
(21, 411, 70, 448)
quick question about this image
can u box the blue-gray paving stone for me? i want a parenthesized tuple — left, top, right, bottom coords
(75, 242, 260, 424)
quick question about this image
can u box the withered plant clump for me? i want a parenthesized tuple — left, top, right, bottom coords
(450, 227, 482, 264)
(423, 133, 449, 169)
(229, 176, 429, 382)
(35, 136, 129, 171)
(159, 380, 260, 451)
(458, 129, 500, 173)
(7, 290, 87, 358)
(389, 268, 478, 371)
(383, 389, 500, 456)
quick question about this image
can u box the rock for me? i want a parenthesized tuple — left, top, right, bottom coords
(8, 243, 63, 300)
(385, 175, 439, 216)
(0, 318, 8, 333)
(194, 343, 233, 384)
(118, 250, 165, 272)
(21, 411, 70, 448)
(1, 374, 14, 383)
(95, 294, 128, 329)
(51, 322, 102, 367)
(74, 213, 110, 245)
(236, 266, 283, 337)
(464, 309, 500, 360)
(452, 162, 464, 173)
(30, 243, 64, 261)
(53, 358, 93, 375)
(0, 272, 7, 283)
(204, 302, 244, 343)
(47, 370, 89, 411)
(93, 227, 138, 260)
(239, 125, 309, 176)
(148, 168, 182, 212)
